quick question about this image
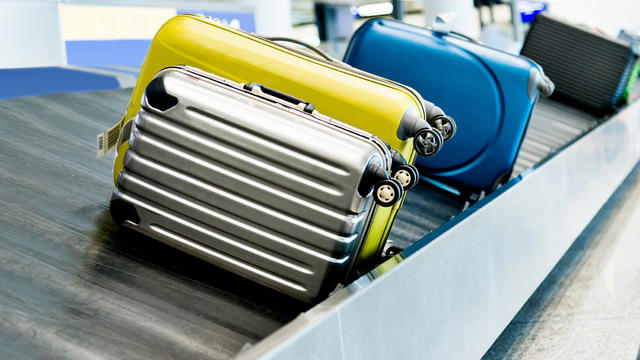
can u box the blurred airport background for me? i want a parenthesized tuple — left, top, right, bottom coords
(0, 0, 638, 99)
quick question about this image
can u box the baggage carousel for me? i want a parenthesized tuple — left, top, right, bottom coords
(1, 88, 639, 359)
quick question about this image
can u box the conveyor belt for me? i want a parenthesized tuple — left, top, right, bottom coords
(0, 87, 609, 359)
(0, 89, 304, 359)
(513, 98, 600, 176)
(389, 183, 466, 249)
(0, 88, 479, 359)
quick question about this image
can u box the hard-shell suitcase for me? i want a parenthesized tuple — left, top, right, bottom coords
(520, 13, 639, 115)
(343, 18, 554, 192)
(108, 14, 450, 263)
(111, 66, 417, 302)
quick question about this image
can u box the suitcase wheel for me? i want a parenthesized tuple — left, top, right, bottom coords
(380, 244, 405, 262)
(392, 164, 419, 190)
(413, 128, 443, 156)
(374, 179, 404, 207)
(431, 115, 457, 142)
(384, 245, 404, 257)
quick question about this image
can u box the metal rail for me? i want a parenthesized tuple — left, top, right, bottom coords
(239, 100, 640, 359)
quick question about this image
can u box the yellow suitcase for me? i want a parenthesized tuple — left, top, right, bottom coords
(110, 14, 446, 268)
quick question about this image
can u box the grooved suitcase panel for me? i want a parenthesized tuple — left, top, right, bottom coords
(521, 14, 634, 113)
(111, 15, 425, 265)
(115, 68, 386, 301)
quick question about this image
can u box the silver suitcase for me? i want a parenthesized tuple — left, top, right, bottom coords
(110, 66, 417, 302)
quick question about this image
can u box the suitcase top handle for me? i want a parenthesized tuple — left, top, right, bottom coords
(431, 15, 451, 35)
(426, 17, 555, 99)
(244, 83, 316, 114)
(429, 15, 477, 43)
(262, 36, 337, 63)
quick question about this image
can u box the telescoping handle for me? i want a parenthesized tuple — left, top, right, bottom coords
(243, 83, 316, 114)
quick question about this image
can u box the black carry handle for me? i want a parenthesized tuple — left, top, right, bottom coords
(244, 83, 316, 114)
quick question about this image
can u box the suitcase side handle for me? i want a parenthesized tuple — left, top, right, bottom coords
(524, 64, 555, 100)
(263, 36, 336, 62)
(244, 83, 316, 114)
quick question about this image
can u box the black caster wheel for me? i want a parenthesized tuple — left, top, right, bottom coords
(373, 179, 404, 207)
(392, 164, 419, 190)
(413, 128, 443, 156)
(385, 245, 404, 257)
(432, 115, 456, 141)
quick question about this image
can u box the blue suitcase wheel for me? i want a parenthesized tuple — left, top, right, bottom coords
(374, 179, 403, 207)
(431, 115, 457, 142)
(413, 128, 443, 156)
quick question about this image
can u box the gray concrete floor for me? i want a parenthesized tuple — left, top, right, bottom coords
(484, 163, 640, 359)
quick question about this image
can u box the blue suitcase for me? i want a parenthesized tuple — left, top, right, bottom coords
(344, 18, 554, 192)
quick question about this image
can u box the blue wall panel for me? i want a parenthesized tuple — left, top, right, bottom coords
(65, 39, 151, 67)
(0, 67, 120, 100)
(64, 10, 255, 68)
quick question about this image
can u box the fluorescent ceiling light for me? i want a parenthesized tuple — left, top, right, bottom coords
(352, 3, 393, 18)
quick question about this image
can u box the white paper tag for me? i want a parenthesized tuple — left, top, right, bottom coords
(96, 122, 121, 157)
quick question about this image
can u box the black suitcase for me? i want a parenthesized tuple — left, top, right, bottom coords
(521, 13, 639, 115)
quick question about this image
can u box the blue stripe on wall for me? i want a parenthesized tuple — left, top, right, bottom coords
(0, 67, 121, 100)
(97, 66, 140, 77)
(65, 39, 152, 67)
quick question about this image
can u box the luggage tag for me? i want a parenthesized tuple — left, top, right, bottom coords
(96, 121, 123, 157)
